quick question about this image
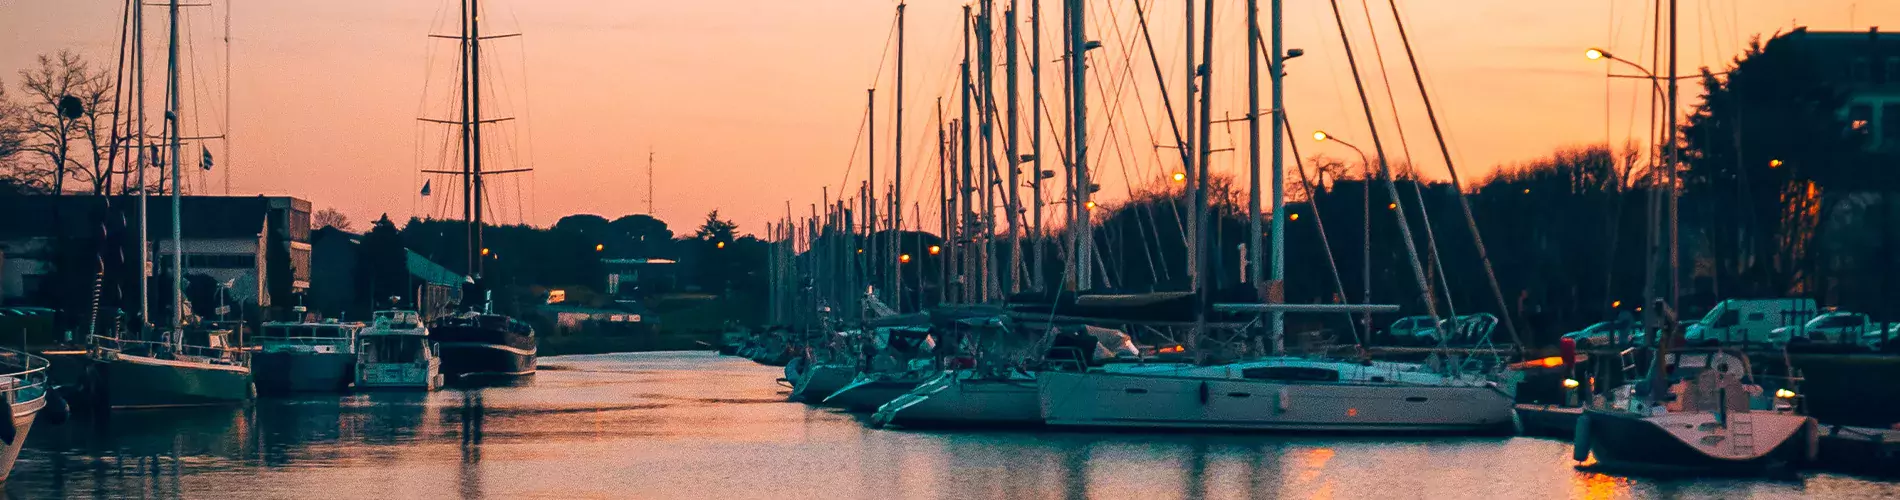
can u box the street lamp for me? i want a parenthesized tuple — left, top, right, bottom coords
(1313, 130, 1375, 337)
(1585, 47, 1666, 104)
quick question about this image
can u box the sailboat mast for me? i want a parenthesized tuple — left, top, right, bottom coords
(1649, 0, 1681, 405)
(136, 0, 150, 332)
(166, 0, 184, 336)
(647, 149, 656, 214)
(1184, 0, 1198, 292)
(1193, 0, 1214, 336)
(1248, 0, 1263, 291)
(459, 0, 474, 277)
(1068, 0, 1090, 292)
(866, 88, 877, 301)
(1267, 0, 1287, 352)
(959, 6, 975, 303)
(936, 99, 949, 306)
(470, 0, 486, 281)
(1005, 1, 1022, 295)
(1029, 0, 1043, 293)
(894, 2, 905, 307)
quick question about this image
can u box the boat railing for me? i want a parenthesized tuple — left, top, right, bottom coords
(90, 334, 250, 366)
(0, 348, 51, 407)
(254, 335, 358, 346)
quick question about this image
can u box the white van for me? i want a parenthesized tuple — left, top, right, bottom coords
(1683, 298, 1819, 344)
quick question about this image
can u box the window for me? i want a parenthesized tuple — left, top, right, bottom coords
(1851, 57, 1872, 82)
(20, 274, 46, 297)
(1887, 57, 1900, 84)
(1242, 366, 1341, 382)
(1747, 312, 1766, 322)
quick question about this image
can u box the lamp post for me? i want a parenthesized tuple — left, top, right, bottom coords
(1586, 48, 1667, 107)
(1314, 130, 1374, 341)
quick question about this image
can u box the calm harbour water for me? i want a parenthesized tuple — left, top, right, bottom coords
(6, 352, 1897, 499)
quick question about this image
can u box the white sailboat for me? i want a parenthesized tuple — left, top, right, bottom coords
(0, 349, 55, 482)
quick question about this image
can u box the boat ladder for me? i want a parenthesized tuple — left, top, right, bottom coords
(1618, 347, 1641, 381)
(1730, 413, 1755, 455)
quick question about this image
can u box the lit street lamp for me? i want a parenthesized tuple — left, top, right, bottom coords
(1313, 130, 1375, 337)
(1585, 47, 1666, 104)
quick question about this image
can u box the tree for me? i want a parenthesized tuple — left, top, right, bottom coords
(609, 214, 673, 257)
(694, 210, 738, 242)
(355, 215, 410, 315)
(313, 208, 354, 232)
(17, 50, 112, 195)
(1679, 33, 1881, 298)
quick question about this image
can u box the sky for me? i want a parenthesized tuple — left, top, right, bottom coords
(2, 0, 1894, 235)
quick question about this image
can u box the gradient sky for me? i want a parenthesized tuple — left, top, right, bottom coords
(3, 1, 1893, 235)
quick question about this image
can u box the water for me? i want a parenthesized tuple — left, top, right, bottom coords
(7, 352, 1896, 499)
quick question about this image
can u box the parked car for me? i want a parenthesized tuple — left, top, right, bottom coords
(1684, 298, 1818, 345)
(1561, 320, 1642, 347)
(1770, 311, 1876, 344)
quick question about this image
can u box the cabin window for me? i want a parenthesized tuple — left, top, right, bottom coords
(1242, 366, 1341, 382)
(1887, 57, 1900, 84)
(1746, 312, 1766, 322)
(1714, 310, 1740, 327)
(1883, 103, 1900, 143)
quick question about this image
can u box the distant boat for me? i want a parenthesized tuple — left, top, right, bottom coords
(0, 348, 55, 482)
(252, 319, 362, 394)
(356, 310, 443, 391)
(430, 313, 536, 382)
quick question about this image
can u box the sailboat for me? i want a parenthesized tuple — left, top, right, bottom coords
(0, 348, 57, 481)
(421, 0, 537, 384)
(1571, 1, 1817, 473)
(86, 0, 254, 410)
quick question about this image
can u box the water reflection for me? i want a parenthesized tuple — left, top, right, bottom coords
(0, 352, 1887, 499)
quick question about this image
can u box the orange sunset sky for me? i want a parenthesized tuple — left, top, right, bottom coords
(3, 1, 1894, 234)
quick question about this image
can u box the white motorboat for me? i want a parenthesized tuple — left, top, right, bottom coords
(355, 310, 444, 391)
(1038, 357, 1516, 433)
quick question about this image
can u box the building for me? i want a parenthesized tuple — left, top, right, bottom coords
(308, 226, 466, 321)
(1776, 27, 1900, 151)
(0, 195, 310, 312)
(602, 257, 678, 304)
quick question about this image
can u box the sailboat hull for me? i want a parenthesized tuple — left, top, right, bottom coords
(1038, 370, 1515, 432)
(791, 364, 855, 403)
(252, 352, 355, 394)
(1579, 409, 1818, 474)
(0, 391, 46, 482)
(89, 354, 253, 409)
(824, 379, 922, 412)
(876, 374, 1042, 428)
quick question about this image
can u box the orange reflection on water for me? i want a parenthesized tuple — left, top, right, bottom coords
(1569, 469, 1630, 500)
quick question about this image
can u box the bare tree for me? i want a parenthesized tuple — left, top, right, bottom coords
(314, 208, 354, 232)
(0, 76, 36, 195)
(18, 50, 112, 195)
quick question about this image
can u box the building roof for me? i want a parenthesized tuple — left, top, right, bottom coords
(0, 195, 299, 240)
(406, 250, 468, 286)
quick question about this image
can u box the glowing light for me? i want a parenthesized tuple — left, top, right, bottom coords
(481, 248, 490, 256)
(1563, 378, 1581, 389)
(1585, 48, 1607, 60)
(1289, 213, 1300, 221)
(1775, 388, 1797, 399)
(1156, 345, 1185, 354)
(1525, 356, 1566, 369)
(1346, 408, 1358, 417)
(1523, 188, 1531, 194)
(899, 254, 912, 263)
(1768, 159, 1783, 169)
(928, 245, 942, 255)
(1085, 201, 1098, 210)
(1172, 172, 1187, 182)
(1611, 300, 1622, 308)
(1312, 131, 1330, 142)
(1387, 202, 1397, 210)
(857, 248, 864, 254)
(716, 241, 726, 249)
(595, 244, 605, 252)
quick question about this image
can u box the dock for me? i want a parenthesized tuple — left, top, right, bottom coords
(1514, 404, 1583, 438)
(1818, 424, 1900, 477)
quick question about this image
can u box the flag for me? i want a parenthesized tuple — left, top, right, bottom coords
(421, 180, 433, 197)
(200, 146, 214, 170)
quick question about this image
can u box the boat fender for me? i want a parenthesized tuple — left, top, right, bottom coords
(1198, 382, 1210, 405)
(42, 387, 70, 426)
(1277, 388, 1291, 413)
(1572, 414, 1593, 463)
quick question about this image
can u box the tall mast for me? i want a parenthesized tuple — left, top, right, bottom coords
(1004, 1, 1023, 295)
(1029, 0, 1044, 293)
(470, 0, 486, 281)
(866, 88, 877, 300)
(1267, 0, 1287, 352)
(936, 98, 949, 306)
(166, 0, 184, 336)
(1649, 0, 1681, 405)
(647, 149, 656, 214)
(136, 0, 149, 332)
(960, 7, 975, 303)
(1184, 0, 1198, 291)
(1193, 0, 1214, 338)
(978, 0, 997, 302)
(894, 2, 906, 308)
(1068, 0, 1090, 291)
(458, 0, 475, 277)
